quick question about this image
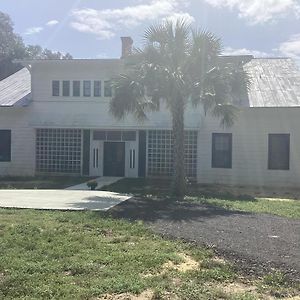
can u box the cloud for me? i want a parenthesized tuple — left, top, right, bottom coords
(223, 46, 271, 57)
(70, 0, 193, 39)
(46, 20, 59, 26)
(163, 12, 195, 24)
(278, 34, 300, 61)
(24, 26, 43, 35)
(204, 0, 300, 24)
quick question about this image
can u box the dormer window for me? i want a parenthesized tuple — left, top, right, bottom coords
(52, 80, 60, 96)
(83, 80, 91, 97)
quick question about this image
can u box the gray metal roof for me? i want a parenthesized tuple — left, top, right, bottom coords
(243, 58, 300, 107)
(0, 68, 31, 107)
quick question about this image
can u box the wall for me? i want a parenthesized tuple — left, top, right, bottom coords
(0, 107, 35, 176)
(29, 60, 202, 130)
(197, 107, 300, 187)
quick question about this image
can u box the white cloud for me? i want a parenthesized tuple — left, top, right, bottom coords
(24, 26, 44, 35)
(163, 12, 195, 24)
(223, 46, 271, 57)
(70, 0, 194, 39)
(278, 34, 300, 60)
(46, 20, 59, 26)
(204, 0, 300, 24)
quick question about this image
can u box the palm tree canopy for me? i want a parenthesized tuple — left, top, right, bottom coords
(110, 19, 251, 127)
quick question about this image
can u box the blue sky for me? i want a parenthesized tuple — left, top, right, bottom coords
(1, 0, 300, 63)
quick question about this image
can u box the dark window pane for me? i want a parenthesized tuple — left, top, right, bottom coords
(107, 131, 121, 141)
(122, 131, 136, 141)
(94, 80, 101, 97)
(0, 130, 11, 162)
(83, 80, 91, 97)
(212, 133, 232, 168)
(93, 131, 106, 140)
(63, 81, 70, 96)
(73, 81, 80, 96)
(268, 134, 290, 170)
(104, 80, 112, 97)
(52, 80, 59, 96)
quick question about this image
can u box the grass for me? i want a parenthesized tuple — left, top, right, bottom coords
(0, 209, 298, 299)
(102, 178, 300, 219)
(0, 176, 91, 189)
(188, 196, 300, 219)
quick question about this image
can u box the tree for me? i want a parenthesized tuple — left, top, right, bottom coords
(110, 20, 250, 197)
(25, 45, 72, 60)
(0, 11, 72, 80)
(0, 11, 26, 80)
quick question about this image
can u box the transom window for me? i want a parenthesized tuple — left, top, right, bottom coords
(93, 130, 136, 141)
(212, 133, 232, 168)
(73, 81, 80, 96)
(268, 134, 290, 170)
(52, 80, 60, 96)
(0, 130, 11, 162)
(94, 81, 101, 97)
(62, 81, 70, 96)
(83, 80, 91, 97)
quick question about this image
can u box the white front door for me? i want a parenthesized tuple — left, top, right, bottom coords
(90, 140, 103, 176)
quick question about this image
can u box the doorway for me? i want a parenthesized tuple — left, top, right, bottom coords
(103, 142, 125, 176)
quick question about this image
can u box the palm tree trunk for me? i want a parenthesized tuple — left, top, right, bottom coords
(171, 96, 186, 198)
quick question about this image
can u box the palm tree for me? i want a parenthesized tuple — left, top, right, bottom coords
(110, 19, 250, 198)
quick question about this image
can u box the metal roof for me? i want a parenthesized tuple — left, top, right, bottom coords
(0, 68, 31, 107)
(243, 58, 300, 107)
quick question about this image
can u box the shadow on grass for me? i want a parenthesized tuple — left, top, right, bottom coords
(108, 196, 250, 223)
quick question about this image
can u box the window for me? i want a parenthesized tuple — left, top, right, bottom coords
(147, 130, 197, 178)
(122, 131, 136, 141)
(107, 131, 121, 141)
(36, 129, 81, 174)
(0, 130, 11, 162)
(62, 81, 70, 96)
(83, 80, 91, 97)
(94, 81, 101, 97)
(104, 80, 112, 97)
(212, 133, 232, 168)
(130, 149, 136, 169)
(268, 134, 290, 170)
(52, 80, 60, 96)
(73, 81, 80, 97)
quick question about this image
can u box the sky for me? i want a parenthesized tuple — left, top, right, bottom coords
(0, 0, 300, 63)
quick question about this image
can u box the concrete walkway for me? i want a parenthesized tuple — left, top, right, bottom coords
(65, 177, 122, 190)
(0, 189, 130, 211)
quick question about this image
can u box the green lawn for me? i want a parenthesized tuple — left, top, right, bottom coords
(102, 178, 300, 219)
(188, 197, 300, 219)
(0, 209, 298, 299)
(0, 176, 90, 189)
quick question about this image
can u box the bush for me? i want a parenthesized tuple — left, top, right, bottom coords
(87, 180, 98, 190)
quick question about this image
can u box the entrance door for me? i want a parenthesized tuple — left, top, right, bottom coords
(103, 142, 125, 176)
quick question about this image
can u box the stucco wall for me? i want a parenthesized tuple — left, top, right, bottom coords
(197, 107, 300, 187)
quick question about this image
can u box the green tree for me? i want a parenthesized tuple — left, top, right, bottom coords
(0, 11, 72, 80)
(110, 20, 250, 198)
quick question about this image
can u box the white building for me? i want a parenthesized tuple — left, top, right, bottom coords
(0, 37, 300, 187)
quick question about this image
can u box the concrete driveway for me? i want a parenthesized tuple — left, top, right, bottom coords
(0, 190, 131, 211)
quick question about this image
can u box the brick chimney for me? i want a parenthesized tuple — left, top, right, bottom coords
(121, 37, 133, 58)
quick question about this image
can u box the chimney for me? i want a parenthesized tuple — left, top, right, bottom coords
(121, 36, 133, 58)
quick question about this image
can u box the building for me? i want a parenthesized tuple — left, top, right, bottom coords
(0, 37, 300, 187)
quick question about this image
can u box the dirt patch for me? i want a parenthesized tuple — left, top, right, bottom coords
(162, 253, 199, 273)
(98, 290, 154, 300)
